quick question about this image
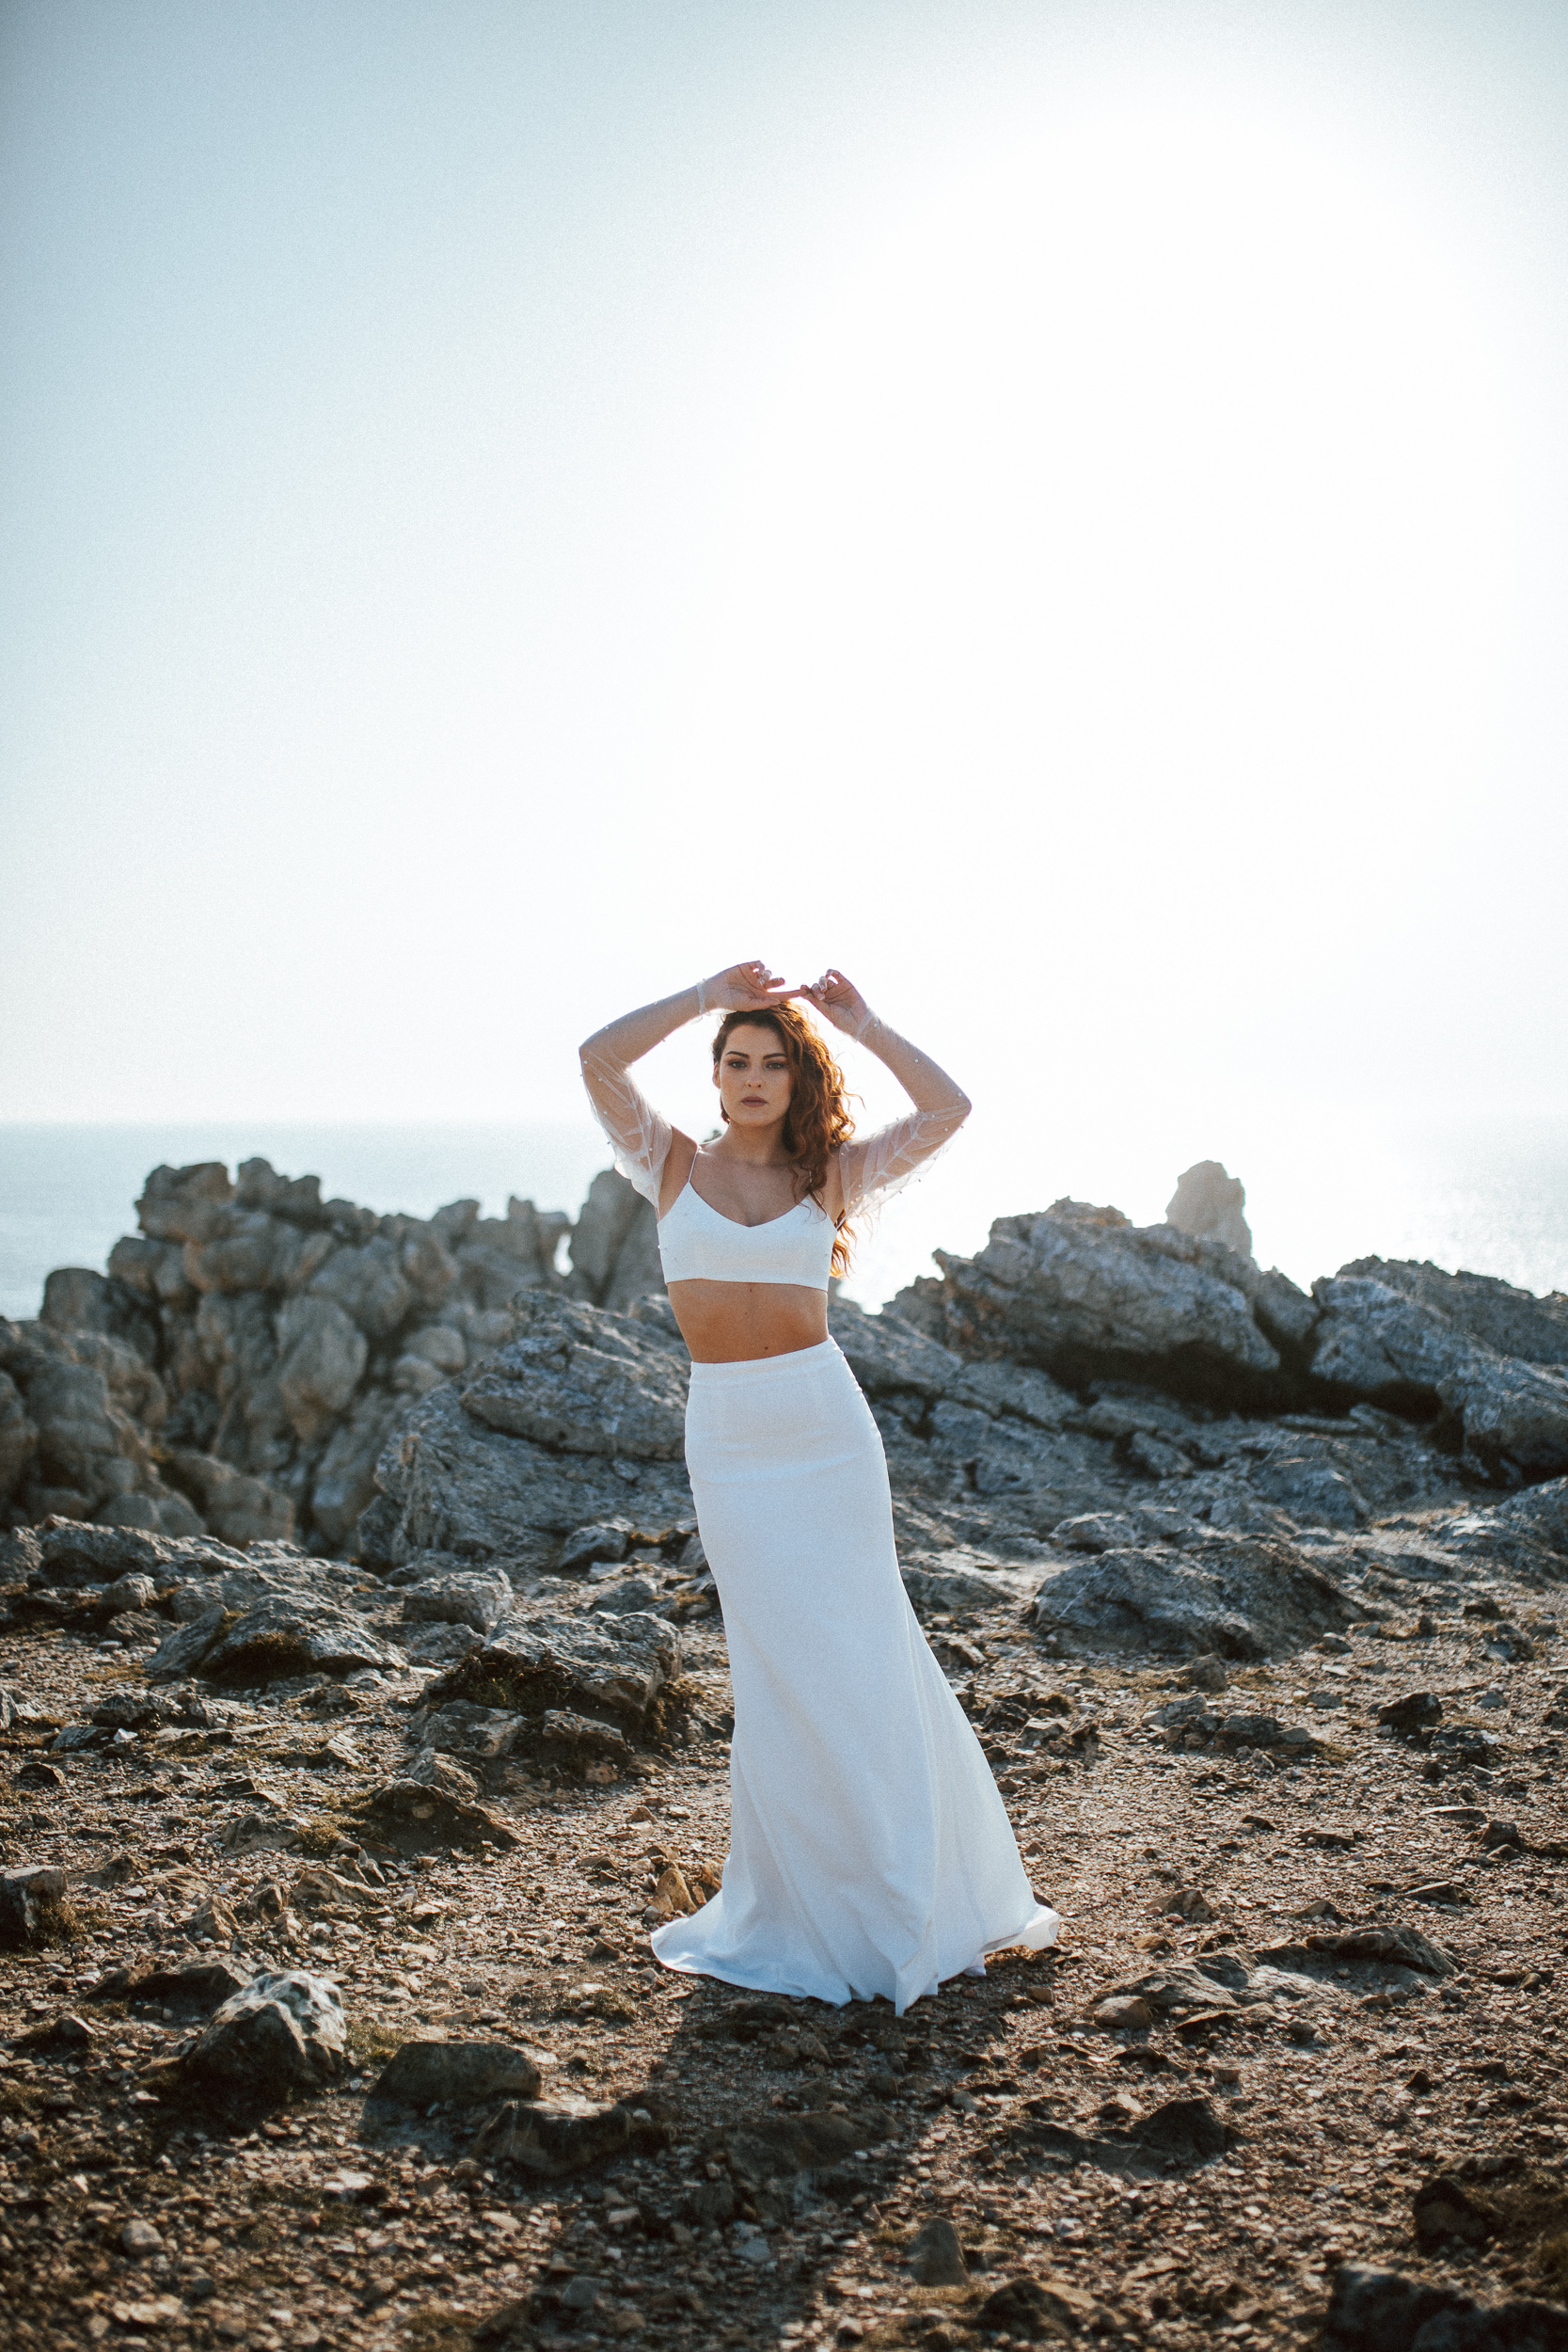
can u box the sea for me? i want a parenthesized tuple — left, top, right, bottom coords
(2, 1112, 1566, 1326)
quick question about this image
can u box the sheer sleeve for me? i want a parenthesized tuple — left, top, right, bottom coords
(580, 1042, 673, 1210)
(837, 1098, 969, 1222)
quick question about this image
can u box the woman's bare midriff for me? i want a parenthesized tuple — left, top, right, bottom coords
(666, 1279, 829, 1364)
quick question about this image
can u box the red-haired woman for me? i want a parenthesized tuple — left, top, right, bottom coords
(580, 961, 1059, 2014)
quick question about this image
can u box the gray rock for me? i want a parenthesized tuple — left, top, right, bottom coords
(1321, 2260, 1568, 2351)
(440, 1607, 680, 1728)
(368, 1300, 695, 1564)
(309, 1237, 415, 1342)
(1378, 1692, 1444, 1733)
(185, 1969, 346, 2104)
(1251, 1924, 1458, 1979)
(568, 1169, 664, 1311)
(309, 1391, 407, 1549)
(0, 1866, 70, 1946)
(583, 1572, 664, 1617)
(103, 1571, 159, 1614)
(468, 2092, 632, 2174)
(907, 2215, 969, 2285)
(1032, 1533, 1360, 1660)
(372, 2040, 543, 2107)
(191, 1596, 406, 1683)
(1166, 1161, 1253, 1261)
(557, 1522, 632, 1573)
(460, 1301, 689, 1460)
(403, 1620, 482, 1664)
(0, 1371, 37, 1504)
(1310, 1275, 1568, 1474)
(401, 1567, 515, 1635)
(354, 1777, 521, 1852)
(539, 1708, 636, 1761)
(935, 1200, 1285, 1394)
(406, 1748, 483, 1801)
(276, 1295, 368, 1444)
(135, 1162, 235, 1246)
(828, 1297, 969, 1402)
(1337, 1258, 1568, 1370)
(901, 1556, 1045, 1617)
(87, 1958, 251, 2013)
(163, 1451, 295, 1547)
(416, 1701, 524, 1758)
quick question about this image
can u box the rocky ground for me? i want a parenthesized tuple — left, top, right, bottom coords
(2, 1169, 1568, 2352)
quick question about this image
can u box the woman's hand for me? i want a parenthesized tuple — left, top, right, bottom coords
(800, 968, 872, 1037)
(703, 961, 800, 1014)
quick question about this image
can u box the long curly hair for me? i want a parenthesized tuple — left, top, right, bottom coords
(711, 1005, 856, 1276)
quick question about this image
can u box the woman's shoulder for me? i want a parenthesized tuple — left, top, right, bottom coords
(657, 1130, 699, 1218)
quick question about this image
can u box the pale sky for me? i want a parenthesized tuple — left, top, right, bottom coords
(4, 0, 1566, 1171)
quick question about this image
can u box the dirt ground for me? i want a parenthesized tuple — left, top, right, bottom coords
(2, 1578, 1566, 2352)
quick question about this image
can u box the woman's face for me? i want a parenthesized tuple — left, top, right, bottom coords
(714, 1024, 794, 1131)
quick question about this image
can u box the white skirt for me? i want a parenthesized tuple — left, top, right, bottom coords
(649, 1337, 1060, 2014)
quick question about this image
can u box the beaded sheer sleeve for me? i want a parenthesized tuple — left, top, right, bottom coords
(579, 1042, 673, 1210)
(836, 1097, 969, 1222)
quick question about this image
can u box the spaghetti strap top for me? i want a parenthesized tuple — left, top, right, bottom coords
(657, 1178, 835, 1290)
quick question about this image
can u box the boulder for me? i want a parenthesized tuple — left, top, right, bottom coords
(1031, 1532, 1361, 1660)
(166, 1595, 406, 1683)
(416, 1702, 524, 1759)
(433, 1607, 679, 1730)
(1166, 1162, 1254, 1260)
(1309, 1275, 1568, 1475)
(402, 1567, 515, 1635)
(353, 1777, 521, 1853)
(906, 2215, 970, 2286)
(1321, 2262, 1568, 2352)
(135, 1162, 235, 1246)
(366, 1296, 695, 1565)
(309, 1391, 408, 1550)
(183, 1969, 346, 2105)
(0, 1371, 37, 1503)
(0, 1866, 71, 1946)
(372, 2040, 543, 2108)
(468, 2093, 632, 2174)
(915, 1200, 1315, 1406)
(1337, 1258, 1568, 1369)
(460, 1302, 688, 1458)
(164, 1451, 295, 1546)
(568, 1169, 664, 1311)
(276, 1296, 368, 1443)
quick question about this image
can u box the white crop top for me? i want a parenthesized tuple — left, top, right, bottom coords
(657, 1177, 836, 1289)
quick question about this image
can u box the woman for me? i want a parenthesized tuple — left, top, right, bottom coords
(579, 960, 1059, 2014)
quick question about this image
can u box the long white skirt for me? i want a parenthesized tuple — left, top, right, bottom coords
(649, 1337, 1060, 2015)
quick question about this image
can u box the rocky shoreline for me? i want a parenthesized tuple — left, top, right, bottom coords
(2, 1155, 1567, 2352)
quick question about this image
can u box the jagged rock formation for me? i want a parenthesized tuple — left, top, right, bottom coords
(8, 1163, 1568, 1624)
(1166, 1160, 1254, 1260)
(360, 1283, 1568, 1662)
(1, 1156, 660, 1554)
(894, 1202, 1568, 1477)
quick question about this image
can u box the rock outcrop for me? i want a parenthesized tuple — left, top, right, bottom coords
(895, 1201, 1568, 1478)
(3, 1156, 661, 1554)
(10, 1158, 1568, 1656)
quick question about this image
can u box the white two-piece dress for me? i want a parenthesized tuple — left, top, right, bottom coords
(580, 1044, 1060, 2015)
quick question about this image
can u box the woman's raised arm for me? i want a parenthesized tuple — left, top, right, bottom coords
(579, 961, 798, 1207)
(800, 968, 972, 1218)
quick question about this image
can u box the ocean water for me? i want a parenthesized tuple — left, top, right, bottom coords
(1, 1111, 1565, 1326)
